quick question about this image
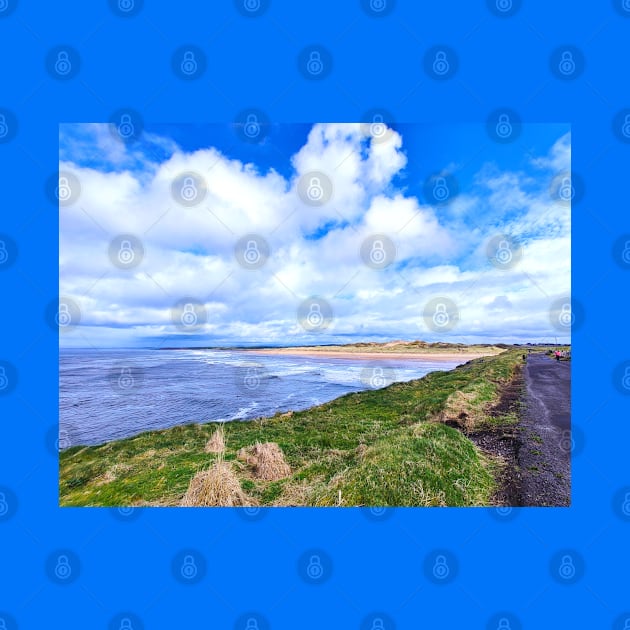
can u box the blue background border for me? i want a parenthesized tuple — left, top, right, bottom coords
(1, 1, 629, 628)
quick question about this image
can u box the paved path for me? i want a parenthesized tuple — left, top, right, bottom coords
(518, 354, 571, 506)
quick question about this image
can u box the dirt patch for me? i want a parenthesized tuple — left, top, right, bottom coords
(468, 363, 525, 506)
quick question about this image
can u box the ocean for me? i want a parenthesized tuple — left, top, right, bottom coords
(59, 348, 462, 447)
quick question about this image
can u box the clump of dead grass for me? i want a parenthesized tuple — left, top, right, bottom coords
(180, 455, 253, 507)
(355, 443, 368, 459)
(204, 424, 225, 453)
(236, 442, 291, 481)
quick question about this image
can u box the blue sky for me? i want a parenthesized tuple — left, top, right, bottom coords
(59, 121, 571, 347)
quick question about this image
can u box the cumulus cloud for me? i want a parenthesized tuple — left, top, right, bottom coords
(59, 123, 571, 347)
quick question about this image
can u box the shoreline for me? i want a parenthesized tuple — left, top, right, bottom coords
(60, 348, 497, 449)
(62, 359, 467, 449)
(242, 348, 498, 362)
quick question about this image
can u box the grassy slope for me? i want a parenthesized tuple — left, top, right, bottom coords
(60, 349, 526, 507)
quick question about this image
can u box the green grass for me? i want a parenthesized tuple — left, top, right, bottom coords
(60, 348, 530, 507)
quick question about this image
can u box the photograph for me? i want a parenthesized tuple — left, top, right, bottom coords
(58, 120, 571, 507)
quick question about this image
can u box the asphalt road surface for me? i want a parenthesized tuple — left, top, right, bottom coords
(518, 354, 571, 506)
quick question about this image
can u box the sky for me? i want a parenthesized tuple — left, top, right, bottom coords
(58, 121, 571, 348)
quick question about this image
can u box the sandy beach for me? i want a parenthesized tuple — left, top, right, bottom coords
(243, 348, 499, 362)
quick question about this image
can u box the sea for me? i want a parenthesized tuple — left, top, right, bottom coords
(59, 348, 462, 447)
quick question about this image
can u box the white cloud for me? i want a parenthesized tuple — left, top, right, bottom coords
(59, 123, 571, 346)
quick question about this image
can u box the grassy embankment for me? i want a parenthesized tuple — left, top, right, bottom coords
(60, 349, 527, 507)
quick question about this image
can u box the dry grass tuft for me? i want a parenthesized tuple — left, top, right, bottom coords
(95, 463, 132, 486)
(180, 456, 253, 507)
(237, 442, 291, 481)
(355, 443, 368, 459)
(204, 424, 225, 453)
